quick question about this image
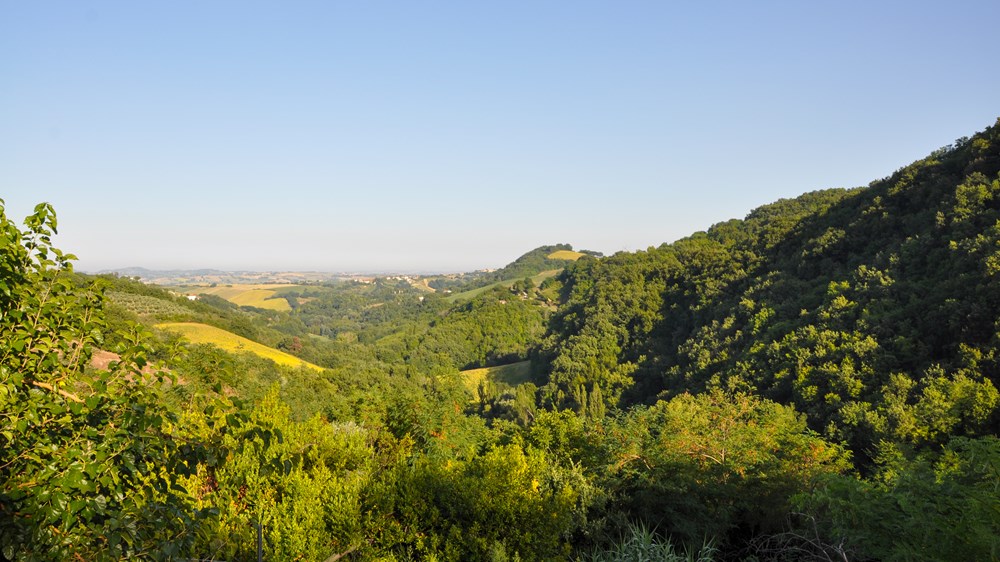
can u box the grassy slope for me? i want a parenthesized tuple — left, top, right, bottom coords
(546, 249, 586, 261)
(156, 322, 323, 371)
(461, 361, 532, 395)
(445, 270, 562, 303)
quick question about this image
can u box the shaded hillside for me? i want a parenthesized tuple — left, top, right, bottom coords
(538, 119, 1000, 461)
(376, 286, 548, 372)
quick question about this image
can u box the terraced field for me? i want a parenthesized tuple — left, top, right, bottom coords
(155, 322, 324, 371)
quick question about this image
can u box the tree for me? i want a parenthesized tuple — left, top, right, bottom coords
(0, 201, 210, 560)
(598, 391, 850, 545)
(800, 436, 1000, 561)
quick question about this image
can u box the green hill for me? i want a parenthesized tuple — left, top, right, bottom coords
(537, 119, 1000, 463)
(487, 244, 599, 281)
(430, 244, 600, 298)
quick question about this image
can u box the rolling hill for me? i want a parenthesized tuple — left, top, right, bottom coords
(156, 322, 324, 371)
(537, 119, 1000, 464)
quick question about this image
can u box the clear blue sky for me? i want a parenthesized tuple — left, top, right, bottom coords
(3, 1, 999, 273)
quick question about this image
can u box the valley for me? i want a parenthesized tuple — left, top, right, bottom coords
(4, 121, 1000, 561)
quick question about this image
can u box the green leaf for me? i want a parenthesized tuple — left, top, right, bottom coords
(64, 467, 85, 490)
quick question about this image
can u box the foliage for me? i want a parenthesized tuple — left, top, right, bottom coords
(538, 119, 1000, 464)
(6, 119, 1000, 560)
(593, 391, 849, 547)
(0, 201, 214, 560)
(184, 389, 373, 562)
(391, 287, 549, 372)
(798, 436, 1000, 561)
(369, 442, 593, 561)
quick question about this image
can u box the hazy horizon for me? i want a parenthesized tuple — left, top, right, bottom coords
(4, 1, 1000, 272)
(83, 263, 519, 276)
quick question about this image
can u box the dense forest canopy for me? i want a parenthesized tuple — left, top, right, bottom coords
(3, 119, 1000, 561)
(536, 124, 1000, 462)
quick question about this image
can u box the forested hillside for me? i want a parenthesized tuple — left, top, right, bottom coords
(537, 121, 1000, 463)
(2, 120, 999, 561)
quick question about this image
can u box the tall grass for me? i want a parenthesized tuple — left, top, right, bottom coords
(579, 524, 716, 562)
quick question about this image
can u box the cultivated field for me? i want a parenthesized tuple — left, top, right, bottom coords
(180, 284, 295, 311)
(546, 249, 586, 260)
(155, 322, 324, 371)
(107, 291, 193, 318)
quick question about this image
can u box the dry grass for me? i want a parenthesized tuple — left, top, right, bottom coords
(155, 322, 323, 371)
(461, 360, 532, 394)
(546, 249, 587, 261)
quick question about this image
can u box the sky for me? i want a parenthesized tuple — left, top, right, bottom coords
(3, 1, 999, 273)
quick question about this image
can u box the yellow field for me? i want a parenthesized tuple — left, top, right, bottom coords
(155, 322, 324, 371)
(185, 284, 294, 311)
(547, 250, 587, 261)
(461, 361, 533, 396)
(228, 289, 292, 311)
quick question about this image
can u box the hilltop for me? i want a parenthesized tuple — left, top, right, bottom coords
(426, 243, 601, 295)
